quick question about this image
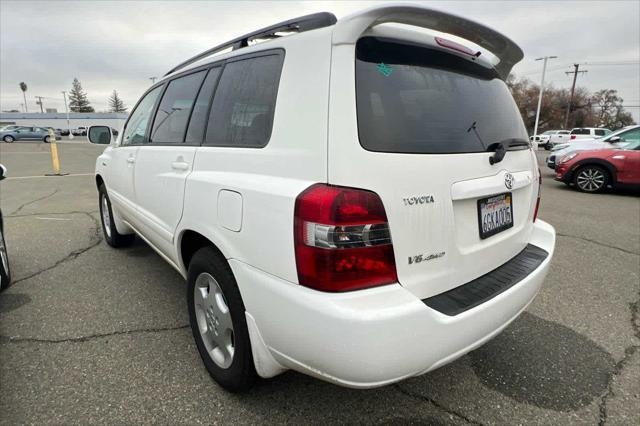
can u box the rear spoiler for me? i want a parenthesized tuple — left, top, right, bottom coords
(332, 4, 523, 80)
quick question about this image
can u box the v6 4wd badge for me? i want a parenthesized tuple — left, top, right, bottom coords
(408, 251, 445, 265)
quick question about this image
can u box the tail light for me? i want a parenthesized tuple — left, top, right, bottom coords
(570, 134, 576, 140)
(533, 168, 542, 222)
(294, 184, 397, 292)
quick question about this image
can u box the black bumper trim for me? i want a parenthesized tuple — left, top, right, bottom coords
(422, 244, 549, 316)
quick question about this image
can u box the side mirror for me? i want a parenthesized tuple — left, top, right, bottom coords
(88, 126, 113, 145)
(608, 136, 621, 143)
(0, 164, 6, 181)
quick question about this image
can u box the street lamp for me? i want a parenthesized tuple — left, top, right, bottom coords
(532, 56, 558, 139)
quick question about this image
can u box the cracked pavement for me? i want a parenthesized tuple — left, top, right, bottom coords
(0, 143, 638, 425)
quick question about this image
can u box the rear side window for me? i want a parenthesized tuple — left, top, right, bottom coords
(204, 53, 283, 148)
(594, 129, 606, 136)
(185, 67, 221, 144)
(355, 37, 527, 154)
(151, 70, 206, 143)
(571, 128, 590, 135)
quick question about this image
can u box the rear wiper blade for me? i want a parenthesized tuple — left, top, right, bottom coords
(485, 139, 529, 165)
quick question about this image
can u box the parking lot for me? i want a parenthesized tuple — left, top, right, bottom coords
(0, 141, 638, 425)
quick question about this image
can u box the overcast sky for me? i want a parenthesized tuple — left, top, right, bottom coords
(1, 0, 638, 120)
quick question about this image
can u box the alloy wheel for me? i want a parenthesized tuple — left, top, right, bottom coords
(193, 272, 235, 369)
(576, 168, 605, 192)
(0, 228, 9, 283)
(100, 194, 112, 239)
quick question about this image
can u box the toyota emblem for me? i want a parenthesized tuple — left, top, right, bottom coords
(504, 173, 514, 189)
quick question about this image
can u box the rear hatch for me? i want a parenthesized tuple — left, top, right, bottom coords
(328, 36, 539, 300)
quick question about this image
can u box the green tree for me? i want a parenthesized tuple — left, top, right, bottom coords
(68, 78, 94, 113)
(19, 82, 28, 112)
(108, 89, 127, 113)
(591, 89, 635, 130)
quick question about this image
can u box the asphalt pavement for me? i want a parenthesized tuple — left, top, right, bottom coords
(0, 141, 638, 425)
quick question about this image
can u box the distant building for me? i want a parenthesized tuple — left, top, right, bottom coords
(0, 112, 128, 131)
(45, 108, 58, 113)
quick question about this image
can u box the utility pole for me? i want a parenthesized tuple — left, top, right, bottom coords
(563, 64, 588, 129)
(533, 56, 558, 138)
(61, 91, 72, 139)
(149, 76, 157, 84)
(35, 96, 45, 113)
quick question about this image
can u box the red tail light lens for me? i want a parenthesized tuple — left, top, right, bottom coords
(570, 134, 576, 140)
(294, 184, 397, 292)
(533, 169, 542, 222)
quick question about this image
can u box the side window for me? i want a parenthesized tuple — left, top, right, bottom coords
(121, 86, 163, 146)
(205, 53, 283, 147)
(185, 67, 221, 144)
(620, 128, 640, 143)
(150, 71, 206, 144)
(594, 129, 606, 136)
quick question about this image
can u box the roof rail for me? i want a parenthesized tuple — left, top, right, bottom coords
(164, 12, 337, 76)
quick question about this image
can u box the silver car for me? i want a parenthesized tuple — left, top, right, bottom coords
(0, 126, 57, 143)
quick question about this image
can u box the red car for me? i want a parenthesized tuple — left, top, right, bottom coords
(554, 142, 640, 192)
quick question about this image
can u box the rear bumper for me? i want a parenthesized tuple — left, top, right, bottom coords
(232, 220, 555, 388)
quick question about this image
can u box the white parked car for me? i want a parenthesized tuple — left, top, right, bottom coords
(89, 5, 555, 391)
(72, 126, 88, 136)
(569, 127, 611, 141)
(546, 125, 640, 169)
(530, 130, 570, 150)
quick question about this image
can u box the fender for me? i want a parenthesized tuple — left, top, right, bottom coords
(568, 158, 617, 184)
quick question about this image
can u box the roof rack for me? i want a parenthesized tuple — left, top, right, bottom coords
(164, 12, 337, 76)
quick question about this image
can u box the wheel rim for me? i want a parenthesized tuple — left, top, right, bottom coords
(0, 228, 9, 281)
(4, 136, 13, 142)
(101, 194, 112, 239)
(577, 168, 605, 192)
(194, 272, 235, 369)
(45, 136, 50, 143)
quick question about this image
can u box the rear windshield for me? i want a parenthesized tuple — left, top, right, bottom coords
(571, 128, 591, 135)
(355, 37, 528, 154)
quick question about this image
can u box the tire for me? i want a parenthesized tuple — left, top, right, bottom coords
(98, 184, 135, 247)
(187, 246, 256, 392)
(544, 142, 552, 150)
(0, 224, 11, 290)
(573, 165, 609, 193)
(44, 135, 51, 143)
(82, 131, 87, 136)
(3, 135, 14, 143)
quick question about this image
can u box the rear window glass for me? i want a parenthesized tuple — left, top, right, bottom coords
(571, 128, 591, 135)
(355, 37, 528, 154)
(594, 129, 607, 136)
(204, 52, 283, 148)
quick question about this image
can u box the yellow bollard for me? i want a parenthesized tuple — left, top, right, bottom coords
(46, 129, 66, 176)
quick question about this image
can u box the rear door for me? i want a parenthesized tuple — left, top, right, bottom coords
(133, 68, 218, 257)
(328, 37, 538, 300)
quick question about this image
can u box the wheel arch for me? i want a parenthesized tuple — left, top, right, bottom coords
(178, 229, 229, 272)
(568, 159, 617, 184)
(95, 174, 104, 190)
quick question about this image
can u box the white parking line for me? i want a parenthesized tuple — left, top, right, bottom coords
(0, 152, 51, 154)
(36, 217, 72, 221)
(6, 173, 94, 180)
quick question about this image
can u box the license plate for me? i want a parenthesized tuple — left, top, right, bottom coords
(477, 193, 513, 239)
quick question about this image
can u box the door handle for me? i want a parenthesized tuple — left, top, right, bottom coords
(171, 161, 189, 171)
(127, 157, 135, 164)
(612, 155, 625, 160)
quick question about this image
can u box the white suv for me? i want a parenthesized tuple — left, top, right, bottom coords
(88, 5, 555, 391)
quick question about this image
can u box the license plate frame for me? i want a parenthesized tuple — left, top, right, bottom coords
(477, 192, 514, 240)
